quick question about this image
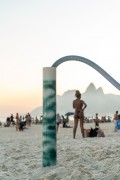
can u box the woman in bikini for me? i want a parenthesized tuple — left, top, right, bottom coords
(73, 90, 87, 138)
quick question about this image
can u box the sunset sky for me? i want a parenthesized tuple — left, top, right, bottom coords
(0, 0, 120, 116)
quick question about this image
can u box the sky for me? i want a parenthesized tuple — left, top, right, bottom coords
(0, 0, 120, 116)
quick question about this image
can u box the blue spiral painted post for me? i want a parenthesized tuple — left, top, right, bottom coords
(42, 67, 57, 167)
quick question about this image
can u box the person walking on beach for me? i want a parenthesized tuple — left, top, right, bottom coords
(73, 90, 87, 138)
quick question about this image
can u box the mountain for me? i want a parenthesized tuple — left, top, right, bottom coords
(30, 83, 120, 118)
(85, 83, 96, 94)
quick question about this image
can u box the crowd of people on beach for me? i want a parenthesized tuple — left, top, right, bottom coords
(0, 113, 44, 130)
(2, 113, 33, 131)
(0, 89, 119, 138)
(55, 89, 115, 138)
(70, 90, 119, 138)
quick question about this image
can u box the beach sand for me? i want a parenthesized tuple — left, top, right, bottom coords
(0, 122, 120, 180)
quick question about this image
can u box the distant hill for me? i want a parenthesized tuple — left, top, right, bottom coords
(30, 83, 120, 118)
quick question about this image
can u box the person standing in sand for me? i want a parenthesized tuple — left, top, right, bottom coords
(114, 110, 119, 131)
(94, 113, 99, 128)
(15, 113, 19, 131)
(73, 90, 87, 138)
(56, 113, 61, 132)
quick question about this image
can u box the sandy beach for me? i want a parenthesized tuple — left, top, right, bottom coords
(0, 122, 120, 180)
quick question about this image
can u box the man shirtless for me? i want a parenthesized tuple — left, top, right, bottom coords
(73, 90, 87, 138)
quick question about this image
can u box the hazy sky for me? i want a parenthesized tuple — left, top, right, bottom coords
(0, 0, 120, 116)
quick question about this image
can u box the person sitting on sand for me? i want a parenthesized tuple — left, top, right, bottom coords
(6, 117, 11, 127)
(61, 115, 67, 128)
(73, 90, 87, 138)
(10, 114, 15, 126)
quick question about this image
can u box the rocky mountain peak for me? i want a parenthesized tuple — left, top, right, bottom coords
(85, 83, 96, 93)
(97, 87, 104, 94)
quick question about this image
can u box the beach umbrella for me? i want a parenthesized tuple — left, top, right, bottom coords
(65, 112, 74, 116)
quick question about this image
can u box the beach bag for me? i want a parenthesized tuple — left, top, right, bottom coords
(89, 128, 98, 137)
(97, 129, 105, 137)
(84, 129, 90, 137)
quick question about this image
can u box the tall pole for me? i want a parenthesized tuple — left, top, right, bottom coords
(42, 67, 57, 167)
